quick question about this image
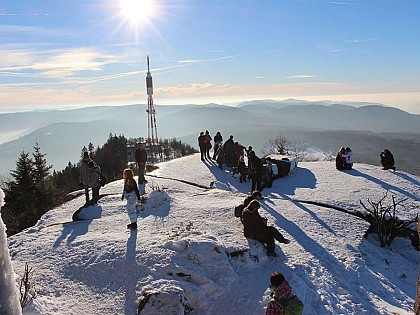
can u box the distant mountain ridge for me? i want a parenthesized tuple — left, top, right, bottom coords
(0, 99, 419, 177)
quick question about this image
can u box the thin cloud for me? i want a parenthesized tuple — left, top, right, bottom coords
(330, 1, 358, 5)
(178, 59, 202, 64)
(286, 75, 319, 79)
(0, 24, 72, 36)
(346, 38, 376, 43)
(317, 42, 347, 53)
(177, 55, 241, 65)
(0, 48, 119, 78)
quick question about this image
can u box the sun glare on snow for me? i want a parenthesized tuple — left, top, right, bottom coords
(119, 0, 155, 25)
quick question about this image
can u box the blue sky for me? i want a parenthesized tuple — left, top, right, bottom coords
(0, 0, 420, 113)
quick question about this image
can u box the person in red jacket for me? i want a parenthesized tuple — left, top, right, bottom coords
(135, 142, 147, 183)
(266, 272, 303, 315)
(204, 130, 212, 159)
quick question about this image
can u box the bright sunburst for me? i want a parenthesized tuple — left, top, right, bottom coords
(119, 0, 155, 24)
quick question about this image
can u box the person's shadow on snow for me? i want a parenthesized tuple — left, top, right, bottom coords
(124, 230, 138, 314)
(202, 159, 251, 194)
(347, 169, 419, 201)
(52, 220, 92, 248)
(262, 201, 381, 314)
(203, 161, 317, 196)
(394, 172, 420, 189)
(264, 194, 336, 236)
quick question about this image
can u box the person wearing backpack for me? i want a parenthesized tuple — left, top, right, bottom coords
(242, 200, 289, 257)
(87, 160, 101, 205)
(79, 151, 94, 204)
(266, 272, 303, 315)
(234, 190, 262, 219)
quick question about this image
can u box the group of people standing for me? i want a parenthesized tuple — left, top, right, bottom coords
(198, 131, 275, 193)
(198, 131, 242, 166)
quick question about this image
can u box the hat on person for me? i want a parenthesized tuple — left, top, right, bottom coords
(270, 272, 285, 287)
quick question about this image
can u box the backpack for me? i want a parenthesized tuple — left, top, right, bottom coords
(272, 296, 303, 315)
(234, 204, 245, 217)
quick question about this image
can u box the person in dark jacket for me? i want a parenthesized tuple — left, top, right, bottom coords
(216, 144, 225, 169)
(243, 190, 261, 208)
(265, 157, 274, 188)
(380, 149, 395, 170)
(198, 131, 206, 161)
(213, 131, 223, 159)
(135, 142, 147, 183)
(248, 151, 264, 192)
(122, 168, 141, 230)
(238, 155, 248, 183)
(224, 135, 235, 166)
(79, 151, 94, 204)
(242, 200, 289, 257)
(204, 130, 212, 159)
(335, 147, 346, 171)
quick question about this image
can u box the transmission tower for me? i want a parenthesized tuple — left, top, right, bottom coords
(146, 56, 158, 150)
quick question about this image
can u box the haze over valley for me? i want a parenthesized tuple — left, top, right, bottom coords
(0, 99, 419, 178)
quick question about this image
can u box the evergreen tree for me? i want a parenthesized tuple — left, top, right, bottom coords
(94, 134, 127, 181)
(52, 162, 80, 196)
(4, 151, 36, 231)
(88, 142, 94, 155)
(32, 143, 61, 214)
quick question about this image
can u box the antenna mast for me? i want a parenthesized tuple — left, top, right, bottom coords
(146, 56, 158, 152)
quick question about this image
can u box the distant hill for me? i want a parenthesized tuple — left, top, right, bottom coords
(0, 99, 419, 177)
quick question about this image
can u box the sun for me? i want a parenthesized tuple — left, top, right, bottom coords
(119, 0, 155, 24)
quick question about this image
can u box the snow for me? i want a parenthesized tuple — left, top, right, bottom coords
(3, 155, 420, 314)
(0, 188, 23, 315)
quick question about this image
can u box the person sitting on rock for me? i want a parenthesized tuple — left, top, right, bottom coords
(242, 200, 289, 257)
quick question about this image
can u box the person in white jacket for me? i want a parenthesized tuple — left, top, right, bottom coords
(342, 147, 353, 170)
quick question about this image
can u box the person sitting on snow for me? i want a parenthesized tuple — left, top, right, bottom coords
(242, 200, 289, 257)
(380, 149, 395, 170)
(341, 147, 353, 170)
(266, 272, 303, 315)
(335, 147, 346, 171)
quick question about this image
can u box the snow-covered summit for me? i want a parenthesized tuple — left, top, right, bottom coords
(7, 155, 420, 314)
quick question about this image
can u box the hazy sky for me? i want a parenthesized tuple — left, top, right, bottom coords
(1, 0, 420, 114)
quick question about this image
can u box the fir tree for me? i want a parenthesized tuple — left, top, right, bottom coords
(5, 151, 36, 231)
(32, 143, 61, 214)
